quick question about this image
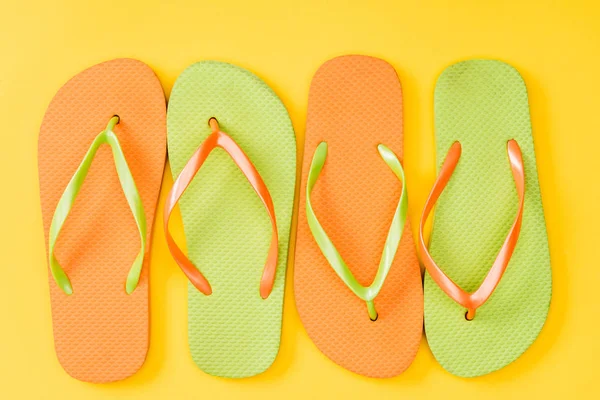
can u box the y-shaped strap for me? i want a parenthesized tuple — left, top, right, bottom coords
(164, 118, 279, 299)
(419, 140, 525, 320)
(306, 142, 408, 321)
(49, 116, 147, 295)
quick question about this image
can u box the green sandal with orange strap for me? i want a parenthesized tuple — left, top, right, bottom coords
(419, 59, 552, 378)
(164, 61, 296, 378)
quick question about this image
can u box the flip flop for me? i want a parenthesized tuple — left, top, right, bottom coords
(294, 55, 423, 378)
(164, 61, 296, 378)
(38, 59, 166, 382)
(419, 59, 552, 377)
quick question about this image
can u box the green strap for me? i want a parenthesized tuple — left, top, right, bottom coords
(48, 116, 147, 295)
(306, 141, 408, 320)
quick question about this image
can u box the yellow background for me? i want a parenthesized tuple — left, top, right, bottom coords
(1, 0, 599, 398)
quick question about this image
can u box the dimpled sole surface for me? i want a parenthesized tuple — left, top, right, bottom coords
(167, 61, 296, 378)
(38, 59, 166, 383)
(425, 59, 552, 377)
(294, 55, 423, 378)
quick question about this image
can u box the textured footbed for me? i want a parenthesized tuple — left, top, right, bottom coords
(38, 59, 166, 383)
(167, 61, 296, 378)
(294, 55, 423, 378)
(425, 60, 552, 377)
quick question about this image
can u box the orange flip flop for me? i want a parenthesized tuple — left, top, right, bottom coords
(38, 59, 166, 382)
(294, 55, 423, 378)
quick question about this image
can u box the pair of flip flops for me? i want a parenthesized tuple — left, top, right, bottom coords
(40, 59, 295, 382)
(295, 56, 551, 378)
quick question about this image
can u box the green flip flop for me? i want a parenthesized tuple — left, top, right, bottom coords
(165, 61, 296, 378)
(419, 59, 552, 377)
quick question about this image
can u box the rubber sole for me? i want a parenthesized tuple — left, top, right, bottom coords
(167, 61, 296, 378)
(294, 55, 423, 378)
(425, 59, 552, 377)
(39, 59, 166, 383)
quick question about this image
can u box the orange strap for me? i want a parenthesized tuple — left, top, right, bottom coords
(419, 140, 525, 320)
(164, 118, 279, 299)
